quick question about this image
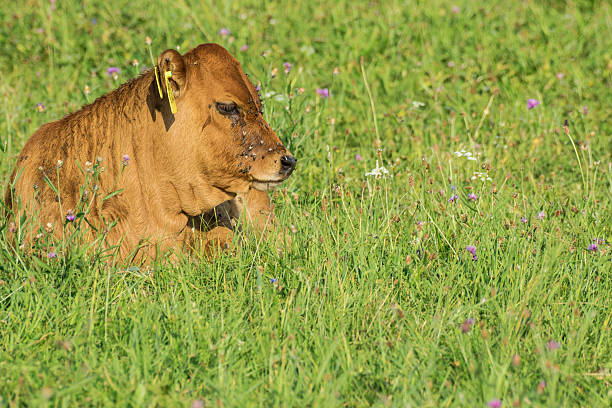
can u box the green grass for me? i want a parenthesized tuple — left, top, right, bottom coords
(1, 0, 611, 406)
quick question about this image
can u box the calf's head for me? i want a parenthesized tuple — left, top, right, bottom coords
(156, 44, 296, 195)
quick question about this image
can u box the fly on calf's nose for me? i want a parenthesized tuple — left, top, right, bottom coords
(280, 155, 297, 176)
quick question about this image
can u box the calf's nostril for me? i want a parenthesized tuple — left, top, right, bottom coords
(280, 155, 297, 174)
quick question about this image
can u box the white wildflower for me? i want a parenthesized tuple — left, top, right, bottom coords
(365, 160, 389, 178)
(412, 101, 425, 108)
(471, 171, 492, 182)
(299, 45, 315, 56)
(262, 91, 286, 102)
(454, 149, 478, 161)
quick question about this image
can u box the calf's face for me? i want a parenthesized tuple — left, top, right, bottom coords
(158, 44, 296, 195)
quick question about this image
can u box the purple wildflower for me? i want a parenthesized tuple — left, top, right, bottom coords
(355, 153, 363, 161)
(66, 210, 75, 222)
(546, 340, 561, 351)
(218, 28, 230, 36)
(583, 106, 588, 115)
(255, 83, 261, 92)
(122, 154, 130, 166)
(537, 211, 546, 220)
(487, 399, 502, 408)
(107, 67, 120, 79)
(461, 318, 475, 333)
(527, 98, 540, 109)
(240, 44, 248, 52)
(316, 88, 331, 98)
(448, 194, 459, 203)
(556, 72, 564, 79)
(521, 217, 528, 223)
(587, 242, 598, 252)
(468, 193, 478, 201)
(451, 5, 460, 13)
(283, 62, 292, 74)
(466, 245, 478, 261)
(47, 251, 57, 259)
(37, 103, 45, 112)
(270, 278, 277, 284)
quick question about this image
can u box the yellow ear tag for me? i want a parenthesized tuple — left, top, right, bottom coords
(164, 70, 178, 114)
(154, 66, 163, 98)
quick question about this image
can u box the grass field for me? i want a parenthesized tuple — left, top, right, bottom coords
(1, 0, 611, 406)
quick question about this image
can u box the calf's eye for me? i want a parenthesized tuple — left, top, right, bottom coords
(216, 102, 239, 116)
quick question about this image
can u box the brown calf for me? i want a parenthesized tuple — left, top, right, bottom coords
(5, 43, 296, 263)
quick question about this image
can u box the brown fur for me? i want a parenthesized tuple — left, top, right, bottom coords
(5, 44, 296, 263)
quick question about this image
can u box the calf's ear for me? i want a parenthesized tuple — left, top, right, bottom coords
(157, 49, 186, 96)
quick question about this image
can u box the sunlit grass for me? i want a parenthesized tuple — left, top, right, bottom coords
(0, 0, 610, 406)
